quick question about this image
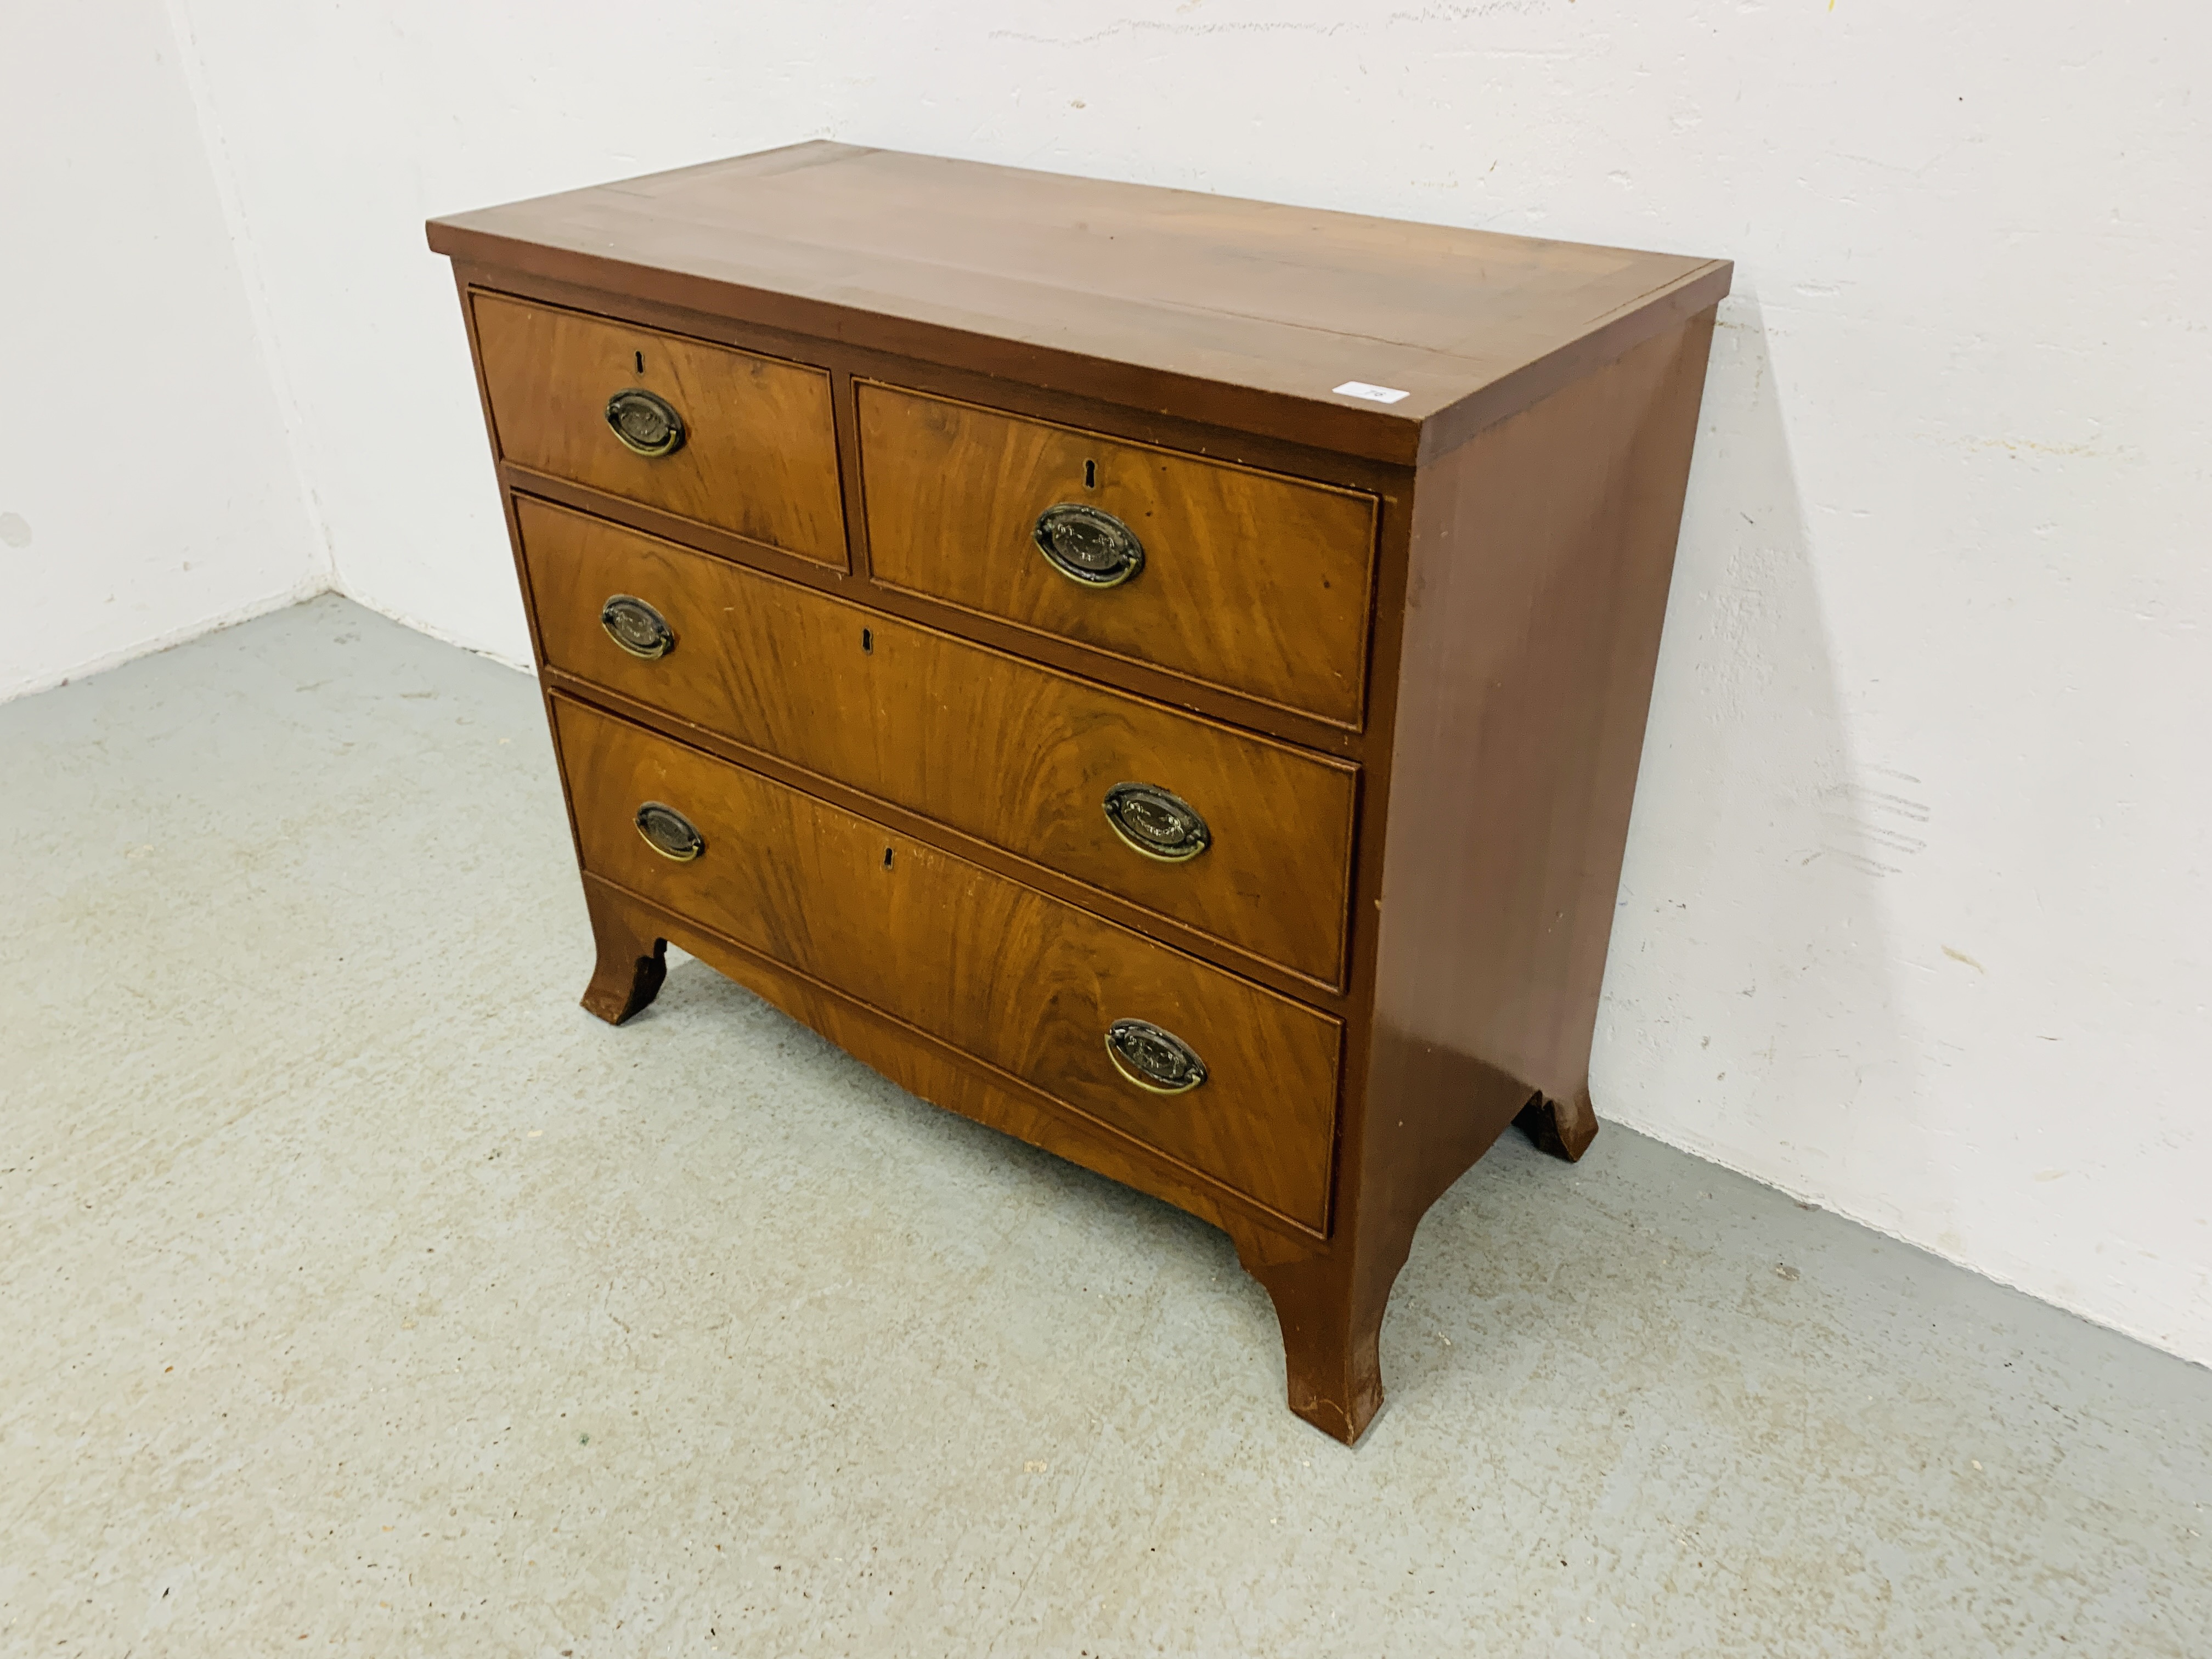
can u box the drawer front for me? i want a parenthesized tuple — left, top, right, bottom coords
(555, 697, 1341, 1228)
(856, 383, 1378, 727)
(520, 500, 1357, 985)
(472, 291, 846, 563)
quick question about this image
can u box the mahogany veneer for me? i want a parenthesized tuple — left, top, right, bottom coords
(429, 141, 1729, 1443)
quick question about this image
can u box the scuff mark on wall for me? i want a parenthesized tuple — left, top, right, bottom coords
(1818, 778, 1930, 877)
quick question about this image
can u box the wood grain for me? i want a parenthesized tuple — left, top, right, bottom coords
(1252, 308, 1724, 1442)
(579, 873, 1322, 1246)
(554, 696, 1344, 1229)
(519, 496, 1358, 985)
(1372, 308, 1718, 1131)
(429, 142, 1733, 465)
(579, 876, 667, 1025)
(472, 290, 845, 562)
(858, 382, 1377, 726)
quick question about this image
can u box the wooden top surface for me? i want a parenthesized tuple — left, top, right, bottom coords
(428, 142, 1730, 466)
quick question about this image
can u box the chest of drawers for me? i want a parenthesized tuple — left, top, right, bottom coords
(428, 143, 1729, 1444)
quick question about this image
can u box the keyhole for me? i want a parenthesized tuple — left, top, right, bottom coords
(634, 351, 645, 374)
(882, 847, 895, 870)
(861, 627, 873, 654)
(1084, 459, 1097, 490)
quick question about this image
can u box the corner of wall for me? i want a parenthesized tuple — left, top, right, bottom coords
(159, 0, 336, 594)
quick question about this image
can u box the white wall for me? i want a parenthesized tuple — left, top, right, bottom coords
(0, 1, 324, 701)
(152, 3, 2212, 1365)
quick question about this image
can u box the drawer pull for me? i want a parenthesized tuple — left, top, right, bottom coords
(605, 388, 687, 458)
(1034, 503, 1144, 588)
(1104, 1019, 1207, 1094)
(600, 594, 675, 659)
(1102, 782, 1211, 862)
(634, 802, 705, 862)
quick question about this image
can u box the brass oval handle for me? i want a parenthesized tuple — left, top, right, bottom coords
(1104, 1019, 1207, 1094)
(634, 802, 704, 862)
(600, 594, 674, 660)
(1034, 503, 1144, 588)
(605, 388, 687, 458)
(1102, 782, 1210, 862)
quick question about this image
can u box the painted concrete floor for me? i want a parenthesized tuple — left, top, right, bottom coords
(3, 595, 2208, 1658)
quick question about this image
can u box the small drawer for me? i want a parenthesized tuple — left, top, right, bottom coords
(519, 499, 1357, 986)
(471, 291, 845, 564)
(554, 697, 1343, 1229)
(856, 383, 1378, 727)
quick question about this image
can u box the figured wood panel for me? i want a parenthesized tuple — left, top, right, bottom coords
(587, 874, 1316, 1245)
(555, 698, 1343, 1228)
(520, 499, 1357, 985)
(472, 290, 844, 562)
(858, 382, 1378, 726)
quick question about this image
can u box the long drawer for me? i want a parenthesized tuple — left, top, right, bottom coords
(471, 291, 846, 563)
(855, 382, 1378, 727)
(520, 498, 1358, 986)
(553, 696, 1342, 1229)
